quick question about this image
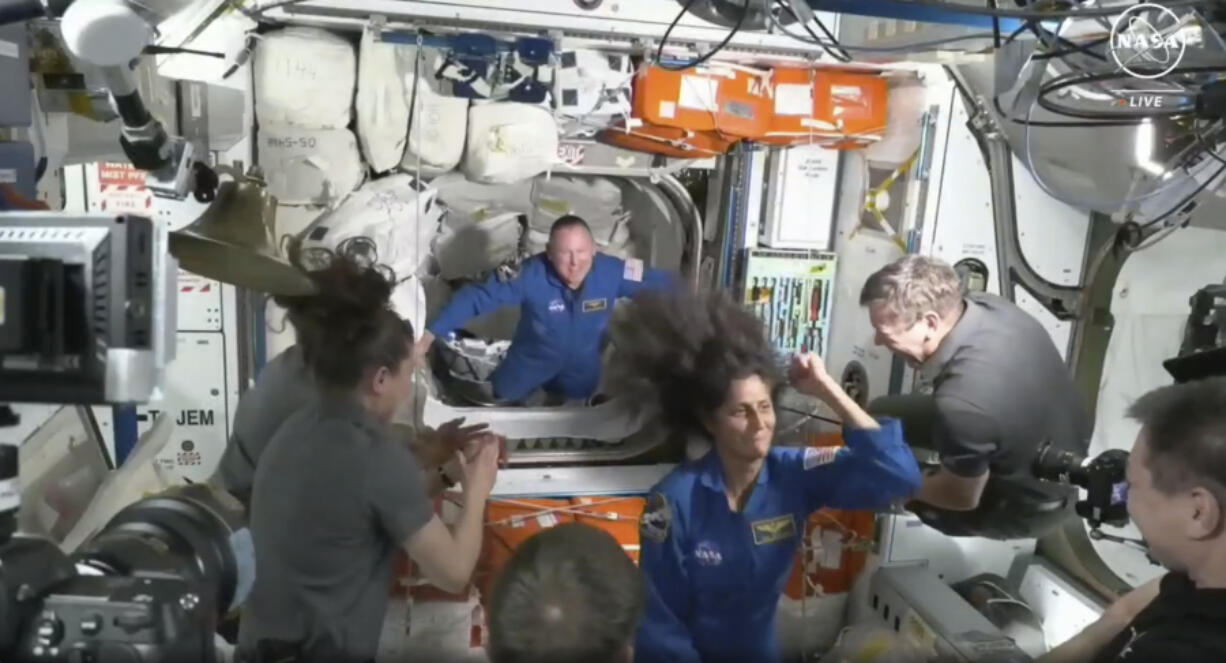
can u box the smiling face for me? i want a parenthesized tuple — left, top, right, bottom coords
(547, 225, 595, 290)
(703, 374, 776, 464)
(868, 301, 946, 367)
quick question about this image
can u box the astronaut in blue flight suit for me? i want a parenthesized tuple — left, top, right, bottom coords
(602, 290, 922, 663)
(417, 214, 674, 403)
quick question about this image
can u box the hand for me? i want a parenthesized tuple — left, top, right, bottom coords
(412, 331, 435, 364)
(788, 353, 837, 401)
(458, 437, 500, 501)
(436, 417, 491, 460)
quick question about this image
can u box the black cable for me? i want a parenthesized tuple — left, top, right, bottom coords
(774, 0, 850, 62)
(989, 0, 1001, 50)
(992, 96, 1142, 127)
(1036, 66, 1224, 121)
(777, 405, 843, 426)
(1138, 160, 1226, 230)
(1196, 128, 1226, 165)
(655, 0, 747, 71)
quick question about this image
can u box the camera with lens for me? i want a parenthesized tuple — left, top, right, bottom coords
(1032, 442, 1130, 529)
(0, 441, 250, 663)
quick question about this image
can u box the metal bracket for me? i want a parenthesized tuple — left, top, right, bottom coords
(962, 88, 1083, 320)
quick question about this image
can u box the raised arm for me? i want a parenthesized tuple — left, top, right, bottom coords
(634, 492, 703, 663)
(783, 353, 921, 511)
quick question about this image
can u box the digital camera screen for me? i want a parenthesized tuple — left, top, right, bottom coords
(1111, 481, 1129, 506)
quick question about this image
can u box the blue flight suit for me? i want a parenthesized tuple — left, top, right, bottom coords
(427, 252, 673, 402)
(634, 419, 922, 663)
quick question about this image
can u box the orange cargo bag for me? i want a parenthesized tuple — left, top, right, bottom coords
(814, 71, 888, 148)
(570, 496, 647, 563)
(632, 64, 772, 140)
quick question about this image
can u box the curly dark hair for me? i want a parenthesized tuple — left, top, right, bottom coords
(604, 288, 784, 436)
(272, 239, 413, 390)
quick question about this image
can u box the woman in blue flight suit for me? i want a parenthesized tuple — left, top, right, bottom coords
(604, 289, 922, 663)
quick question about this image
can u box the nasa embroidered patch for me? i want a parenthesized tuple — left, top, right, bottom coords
(548, 299, 566, 313)
(803, 446, 840, 470)
(694, 541, 723, 567)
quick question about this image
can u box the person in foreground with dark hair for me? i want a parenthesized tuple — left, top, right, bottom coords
(210, 249, 490, 509)
(415, 214, 675, 404)
(486, 523, 644, 663)
(1037, 377, 1226, 663)
(236, 255, 502, 663)
(603, 289, 922, 663)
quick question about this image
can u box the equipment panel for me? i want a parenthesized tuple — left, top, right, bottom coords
(743, 248, 837, 359)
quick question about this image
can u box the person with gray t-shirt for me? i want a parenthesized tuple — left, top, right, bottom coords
(237, 254, 501, 663)
(212, 345, 315, 507)
(859, 255, 1090, 540)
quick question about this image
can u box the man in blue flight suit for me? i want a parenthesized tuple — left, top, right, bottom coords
(415, 215, 675, 403)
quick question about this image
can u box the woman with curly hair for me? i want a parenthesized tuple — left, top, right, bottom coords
(604, 289, 921, 663)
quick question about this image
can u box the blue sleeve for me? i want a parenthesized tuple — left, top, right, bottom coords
(776, 418, 922, 513)
(426, 271, 525, 338)
(634, 492, 702, 663)
(617, 258, 676, 299)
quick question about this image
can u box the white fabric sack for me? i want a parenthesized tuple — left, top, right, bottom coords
(554, 49, 633, 137)
(397, 45, 470, 173)
(297, 174, 443, 281)
(389, 276, 429, 343)
(254, 27, 355, 130)
(463, 102, 559, 184)
(356, 28, 409, 173)
(431, 172, 534, 219)
(528, 175, 629, 241)
(432, 211, 524, 281)
(259, 126, 364, 206)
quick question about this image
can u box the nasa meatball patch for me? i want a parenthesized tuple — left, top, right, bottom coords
(803, 446, 840, 470)
(640, 492, 672, 543)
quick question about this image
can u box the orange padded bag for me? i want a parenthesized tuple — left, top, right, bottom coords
(633, 64, 772, 140)
(813, 71, 888, 148)
(570, 496, 647, 563)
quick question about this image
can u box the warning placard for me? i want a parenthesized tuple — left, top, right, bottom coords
(95, 162, 152, 213)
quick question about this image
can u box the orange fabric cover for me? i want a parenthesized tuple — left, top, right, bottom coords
(632, 64, 772, 139)
(782, 431, 876, 599)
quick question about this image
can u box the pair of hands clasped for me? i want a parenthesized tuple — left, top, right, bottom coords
(417, 418, 505, 499)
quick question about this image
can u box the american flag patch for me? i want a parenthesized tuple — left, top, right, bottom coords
(803, 446, 840, 470)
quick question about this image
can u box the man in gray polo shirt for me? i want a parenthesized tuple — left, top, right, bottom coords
(860, 255, 1090, 539)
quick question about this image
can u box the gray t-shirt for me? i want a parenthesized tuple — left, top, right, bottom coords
(238, 397, 434, 662)
(921, 292, 1090, 500)
(214, 346, 316, 505)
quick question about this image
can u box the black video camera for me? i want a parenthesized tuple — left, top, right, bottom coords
(0, 442, 249, 663)
(1032, 443, 1130, 529)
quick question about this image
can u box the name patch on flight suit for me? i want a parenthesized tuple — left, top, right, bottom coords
(750, 514, 796, 545)
(582, 298, 608, 313)
(640, 492, 672, 543)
